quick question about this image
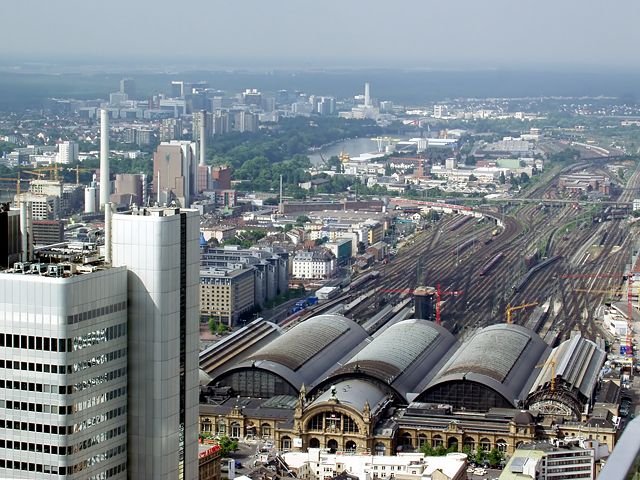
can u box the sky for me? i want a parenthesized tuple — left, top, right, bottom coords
(1, 0, 639, 71)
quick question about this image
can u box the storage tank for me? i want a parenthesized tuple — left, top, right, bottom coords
(84, 185, 97, 213)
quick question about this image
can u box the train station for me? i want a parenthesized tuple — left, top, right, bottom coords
(199, 314, 617, 457)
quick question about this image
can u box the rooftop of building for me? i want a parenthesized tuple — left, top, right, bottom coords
(1, 242, 110, 277)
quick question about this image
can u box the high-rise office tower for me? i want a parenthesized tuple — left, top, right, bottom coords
(112, 206, 199, 480)
(119, 78, 136, 99)
(364, 82, 371, 107)
(0, 258, 129, 478)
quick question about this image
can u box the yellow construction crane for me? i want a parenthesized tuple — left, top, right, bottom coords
(536, 357, 557, 392)
(506, 301, 539, 324)
(30, 164, 60, 181)
(67, 166, 94, 184)
(0, 176, 31, 204)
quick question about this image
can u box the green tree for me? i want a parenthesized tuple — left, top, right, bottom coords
(208, 318, 217, 335)
(618, 167, 625, 179)
(296, 215, 311, 226)
(475, 448, 486, 465)
(487, 448, 503, 467)
(217, 435, 239, 455)
(520, 172, 530, 183)
(499, 171, 506, 184)
(468, 174, 478, 182)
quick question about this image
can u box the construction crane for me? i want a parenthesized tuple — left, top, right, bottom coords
(0, 176, 31, 205)
(506, 302, 538, 324)
(535, 357, 557, 392)
(31, 164, 60, 181)
(67, 166, 94, 184)
(380, 283, 463, 325)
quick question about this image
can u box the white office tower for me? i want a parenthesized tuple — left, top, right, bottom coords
(99, 109, 110, 210)
(112, 206, 199, 480)
(57, 140, 78, 165)
(364, 82, 371, 107)
(0, 262, 129, 478)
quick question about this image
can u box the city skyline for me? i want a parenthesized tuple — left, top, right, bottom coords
(0, 0, 639, 71)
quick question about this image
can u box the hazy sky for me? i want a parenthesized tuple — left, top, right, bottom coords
(2, 0, 639, 70)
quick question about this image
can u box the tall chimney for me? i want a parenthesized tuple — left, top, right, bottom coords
(26, 201, 33, 261)
(104, 202, 112, 264)
(364, 82, 371, 107)
(199, 112, 206, 167)
(19, 201, 28, 262)
(99, 109, 110, 209)
(157, 170, 161, 205)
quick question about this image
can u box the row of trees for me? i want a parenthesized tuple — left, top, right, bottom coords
(420, 442, 504, 467)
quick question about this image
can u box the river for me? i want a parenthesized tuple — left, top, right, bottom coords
(308, 137, 380, 165)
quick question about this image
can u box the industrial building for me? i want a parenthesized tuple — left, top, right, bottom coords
(199, 318, 612, 457)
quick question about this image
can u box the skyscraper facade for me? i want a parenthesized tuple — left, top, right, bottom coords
(112, 206, 199, 480)
(0, 262, 129, 478)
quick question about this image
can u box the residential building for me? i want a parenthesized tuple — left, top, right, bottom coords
(160, 118, 183, 142)
(112, 206, 200, 480)
(0, 250, 129, 478)
(201, 246, 289, 309)
(200, 268, 255, 327)
(57, 141, 78, 164)
(283, 450, 467, 480)
(193, 111, 213, 142)
(292, 250, 336, 279)
(234, 111, 258, 133)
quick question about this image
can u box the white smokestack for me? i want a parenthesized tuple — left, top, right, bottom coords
(199, 112, 206, 167)
(99, 109, 110, 209)
(26, 201, 33, 261)
(364, 82, 371, 107)
(20, 201, 28, 262)
(157, 170, 161, 205)
(104, 202, 112, 264)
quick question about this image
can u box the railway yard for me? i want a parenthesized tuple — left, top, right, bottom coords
(284, 156, 640, 347)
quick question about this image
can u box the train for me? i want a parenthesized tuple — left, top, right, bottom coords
(449, 216, 472, 232)
(479, 253, 504, 277)
(513, 255, 562, 293)
(346, 270, 380, 291)
(453, 238, 475, 256)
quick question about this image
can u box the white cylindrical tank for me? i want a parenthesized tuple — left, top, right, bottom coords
(84, 186, 97, 213)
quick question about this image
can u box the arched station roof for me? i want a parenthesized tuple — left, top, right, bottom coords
(317, 319, 458, 401)
(417, 324, 549, 410)
(211, 314, 369, 394)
